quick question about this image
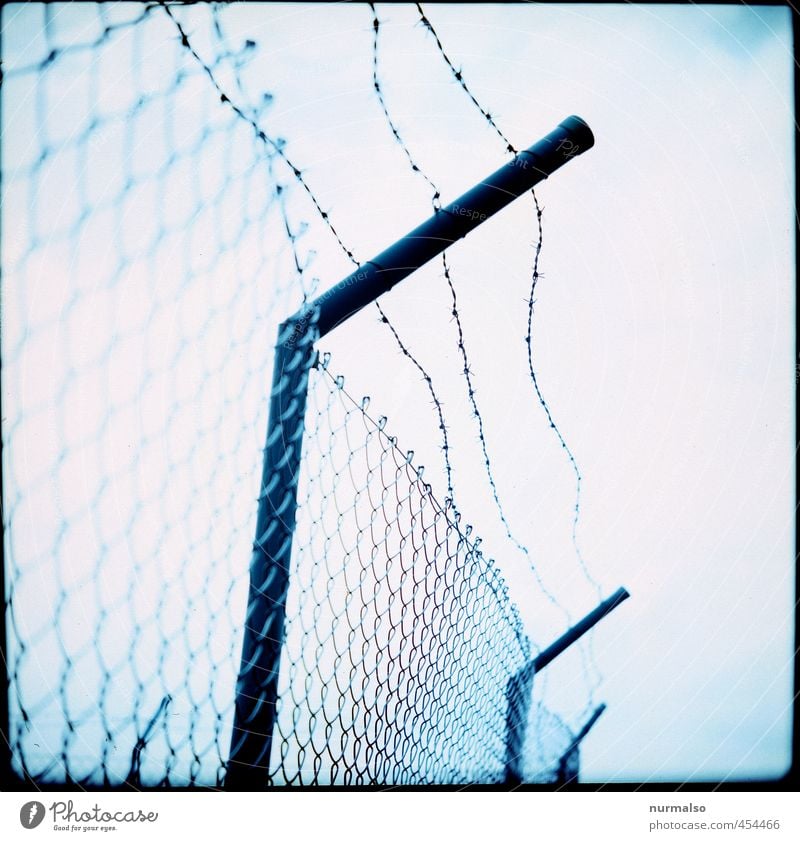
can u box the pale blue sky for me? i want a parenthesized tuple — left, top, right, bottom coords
(2, 2, 794, 784)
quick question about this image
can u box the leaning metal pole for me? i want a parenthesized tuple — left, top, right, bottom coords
(225, 116, 596, 789)
(555, 703, 608, 784)
(504, 588, 630, 784)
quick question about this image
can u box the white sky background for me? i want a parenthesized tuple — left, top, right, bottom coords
(2, 2, 795, 784)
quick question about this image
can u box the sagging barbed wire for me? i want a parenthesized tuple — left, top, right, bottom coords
(2, 3, 624, 790)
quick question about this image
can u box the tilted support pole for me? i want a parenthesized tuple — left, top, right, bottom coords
(225, 116, 596, 789)
(310, 115, 594, 338)
(504, 588, 629, 784)
(556, 703, 607, 784)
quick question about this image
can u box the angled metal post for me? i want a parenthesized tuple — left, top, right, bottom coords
(533, 587, 630, 673)
(312, 115, 595, 338)
(555, 703, 607, 784)
(504, 588, 629, 784)
(225, 116, 596, 789)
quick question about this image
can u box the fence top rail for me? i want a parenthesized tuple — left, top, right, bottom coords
(281, 115, 595, 341)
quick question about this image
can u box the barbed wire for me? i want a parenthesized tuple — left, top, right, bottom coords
(370, 7, 441, 209)
(159, 1, 358, 264)
(162, 2, 460, 505)
(370, 5, 567, 609)
(440, 254, 560, 607)
(415, 1, 603, 696)
(414, 3, 516, 155)
(3, 1, 604, 787)
(416, 2, 598, 589)
(368, 4, 566, 611)
(526, 199, 603, 600)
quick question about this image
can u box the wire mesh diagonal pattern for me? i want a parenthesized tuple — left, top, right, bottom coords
(270, 357, 539, 785)
(227, 346, 577, 786)
(1, 2, 308, 787)
(3, 3, 589, 788)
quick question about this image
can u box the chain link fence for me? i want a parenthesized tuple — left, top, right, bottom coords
(269, 358, 578, 785)
(2, 2, 599, 788)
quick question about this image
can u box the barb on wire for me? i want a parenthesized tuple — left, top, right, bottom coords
(526, 199, 602, 599)
(374, 4, 564, 607)
(415, 2, 516, 154)
(160, 1, 358, 264)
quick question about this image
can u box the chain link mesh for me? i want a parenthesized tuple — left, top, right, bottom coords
(3, 2, 590, 788)
(271, 359, 543, 785)
(1, 2, 310, 787)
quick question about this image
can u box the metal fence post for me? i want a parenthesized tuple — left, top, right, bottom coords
(504, 589, 629, 784)
(225, 315, 317, 789)
(555, 703, 607, 784)
(226, 117, 596, 788)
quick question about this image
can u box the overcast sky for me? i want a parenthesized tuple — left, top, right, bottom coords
(2, 2, 794, 784)
(216, 1, 795, 782)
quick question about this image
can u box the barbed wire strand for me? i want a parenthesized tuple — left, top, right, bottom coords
(415, 3, 516, 155)
(415, 1, 603, 699)
(370, 4, 562, 609)
(161, 2, 459, 502)
(374, 301, 456, 503)
(160, 1, 358, 265)
(370, 7, 441, 210)
(527, 198, 602, 599)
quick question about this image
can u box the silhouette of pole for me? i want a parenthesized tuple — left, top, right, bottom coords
(556, 703, 607, 784)
(533, 587, 630, 672)
(505, 589, 629, 784)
